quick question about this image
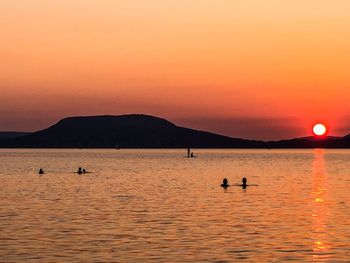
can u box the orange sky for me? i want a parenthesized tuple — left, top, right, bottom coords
(1, 0, 350, 140)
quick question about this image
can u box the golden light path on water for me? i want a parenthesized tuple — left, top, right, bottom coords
(312, 149, 331, 260)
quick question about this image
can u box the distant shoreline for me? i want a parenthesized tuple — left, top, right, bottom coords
(1, 147, 350, 149)
(1, 114, 349, 148)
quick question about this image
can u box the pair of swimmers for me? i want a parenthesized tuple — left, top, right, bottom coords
(221, 177, 253, 189)
(77, 167, 88, 175)
(38, 167, 88, 175)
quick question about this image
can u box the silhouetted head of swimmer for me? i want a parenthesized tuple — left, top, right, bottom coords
(221, 178, 229, 188)
(242, 177, 247, 186)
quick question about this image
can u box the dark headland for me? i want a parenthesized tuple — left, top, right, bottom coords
(0, 114, 350, 148)
(0, 131, 32, 140)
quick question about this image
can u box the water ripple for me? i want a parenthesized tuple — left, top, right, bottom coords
(0, 149, 349, 261)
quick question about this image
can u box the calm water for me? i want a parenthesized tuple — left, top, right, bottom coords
(1, 149, 350, 262)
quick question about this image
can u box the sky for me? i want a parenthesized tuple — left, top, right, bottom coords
(1, 0, 350, 140)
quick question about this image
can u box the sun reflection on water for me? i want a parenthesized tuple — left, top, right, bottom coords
(312, 149, 331, 260)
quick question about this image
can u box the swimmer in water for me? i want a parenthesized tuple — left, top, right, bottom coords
(236, 177, 258, 188)
(77, 167, 83, 175)
(242, 177, 247, 187)
(38, 168, 44, 175)
(221, 178, 229, 188)
(241, 177, 247, 189)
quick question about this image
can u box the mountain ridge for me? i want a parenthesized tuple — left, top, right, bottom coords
(0, 114, 349, 148)
(0, 114, 263, 148)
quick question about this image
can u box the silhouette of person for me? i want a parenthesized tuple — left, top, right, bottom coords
(191, 152, 194, 157)
(221, 178, 229, 188)
(242, 177, 247, 189)
(38, 168, 44, 175)
(77, 167, 83, 175)
(82, 169, 86, 174)
(187, 148, 190, 157)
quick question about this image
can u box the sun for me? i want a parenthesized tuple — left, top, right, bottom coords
(313, 123, 327, 136)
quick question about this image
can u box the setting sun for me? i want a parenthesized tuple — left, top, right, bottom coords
(313, 124, 327, 136)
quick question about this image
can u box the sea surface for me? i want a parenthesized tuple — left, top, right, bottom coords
(0, 149, 350, 262)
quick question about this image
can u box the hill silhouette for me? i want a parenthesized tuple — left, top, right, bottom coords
(0, 132, 32, 140)
(266, 135, 350, 148)
(1, 114, 350, 148)
(0, 115, 263, 148)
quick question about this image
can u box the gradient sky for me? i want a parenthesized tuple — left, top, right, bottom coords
(1, 0, 350, 140)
